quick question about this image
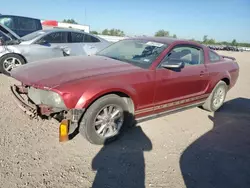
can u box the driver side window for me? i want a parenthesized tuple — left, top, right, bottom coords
(162, 45, 204, 66)
(41, 32, 68, 43)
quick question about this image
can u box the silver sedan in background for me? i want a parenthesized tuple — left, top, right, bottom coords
(0, 28, 111, 75)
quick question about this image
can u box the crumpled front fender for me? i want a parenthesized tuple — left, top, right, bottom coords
(0, 45, 22, 55)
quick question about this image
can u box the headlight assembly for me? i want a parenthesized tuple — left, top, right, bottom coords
(28, 87, 66, 109)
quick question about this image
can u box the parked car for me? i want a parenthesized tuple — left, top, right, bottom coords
(10, 37, 239, 145)
(0, 28, 111, 75)
(0, 15, 42, 37)
(222, 46, 238, 51)
(207, 45, 224, 51)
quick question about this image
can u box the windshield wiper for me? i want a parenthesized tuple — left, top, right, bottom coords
(107, 56, 120, 61)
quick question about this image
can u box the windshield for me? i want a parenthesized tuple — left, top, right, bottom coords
(21, 30, 46, 41)
(96, 39, 168, 68)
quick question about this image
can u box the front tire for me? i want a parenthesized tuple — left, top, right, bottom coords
(0, 54, 25, 76)
(202, 81, 228, 112)
(79, 94, 132, 145)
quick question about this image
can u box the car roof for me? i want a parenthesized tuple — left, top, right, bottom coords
(125, 36, 187, 45)
(40, 28, 108, 42)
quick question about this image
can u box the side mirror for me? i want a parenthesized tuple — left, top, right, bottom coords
(161, 59, 185, 69)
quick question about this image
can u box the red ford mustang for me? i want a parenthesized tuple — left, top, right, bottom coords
(10, 37, 239, 145)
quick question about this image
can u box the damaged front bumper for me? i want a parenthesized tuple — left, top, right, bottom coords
(10, 84, 62, 119)
(10, 84, 85, 142)
(10, 84, 38, 118)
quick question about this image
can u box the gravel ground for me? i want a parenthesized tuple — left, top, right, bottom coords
(0, 51, 250, 188)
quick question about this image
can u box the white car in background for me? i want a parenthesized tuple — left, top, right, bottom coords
(0, 27, 111, 76)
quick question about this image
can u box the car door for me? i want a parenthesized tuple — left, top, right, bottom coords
(27, 31, 69, 62)
(153, 44, 209, 113)
(68, 31, 87, 56)
(82, 34, 103, 55)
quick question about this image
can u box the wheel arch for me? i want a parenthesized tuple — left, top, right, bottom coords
(85, 91, 135, 115)
(75, 88, 138, 115)
(221, 77, 230, 86)
(0, 52, 27, 64)
(207, 72, 231, 93)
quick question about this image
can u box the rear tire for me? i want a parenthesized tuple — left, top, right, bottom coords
(0, 54, 25, 76)
(79, 94, 133, 145)
(202, 81, 228, 112)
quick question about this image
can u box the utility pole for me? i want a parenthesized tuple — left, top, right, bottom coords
(84, 8, 87, 25)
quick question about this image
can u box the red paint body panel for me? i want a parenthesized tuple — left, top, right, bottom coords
(10, 37, 239, 119)
(54, 68, 156, 110)
(10, 55, 142, 89)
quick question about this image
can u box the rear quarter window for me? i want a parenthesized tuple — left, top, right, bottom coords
(209, 50, 221, 62)
(84, 34, 100, 43)
(71, 32, 84, 43)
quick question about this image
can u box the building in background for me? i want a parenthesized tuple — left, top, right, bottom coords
(41, 20, 90, 33)
(41, 20, 128, 43)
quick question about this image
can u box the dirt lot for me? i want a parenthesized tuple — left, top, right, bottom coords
(0, 51, 249, 188)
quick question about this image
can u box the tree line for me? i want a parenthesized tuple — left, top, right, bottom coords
(91, 29, 125, 37)
(90, 29, 178, 38)
(62, 19, 250, 47)
(91, 29, 250, 47)
(193, 35, 250, 48)
(153, 30, 250, 47)
(197, 35, 250, 47)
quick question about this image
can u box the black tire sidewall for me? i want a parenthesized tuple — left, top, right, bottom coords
(79, 94, 130, 145)
(0, 54, 25, 76)
(210, 82, 227, 111)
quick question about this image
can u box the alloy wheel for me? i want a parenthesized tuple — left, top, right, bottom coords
(3, 57, 22, 73)
(213, 86, 226, 108)
(94, 104, 124, 138)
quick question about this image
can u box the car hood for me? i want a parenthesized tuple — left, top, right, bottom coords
(11, 55, 140, 88)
